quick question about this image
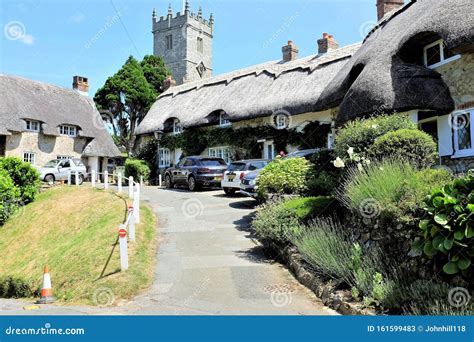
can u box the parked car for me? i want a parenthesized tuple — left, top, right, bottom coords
(239, 170, 261, 199)
(38, 158, 87, 185)
(221, 159, 268, 195)
(284, 148, 320, 160)
(163, 156, 228, 191)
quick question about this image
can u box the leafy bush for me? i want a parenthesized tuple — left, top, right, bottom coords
(0, 275, 39, 298)
(337, 159, 452, 224)
(252, 200, 300, 245)
(333, 113, 416, 159)
(281, 196, 339, 221)
(306, 149, 341, 196)
(256, 157, 310, 199)
(0, 157, 40, 203)
(0, 169, 21, 224)
(368, 129, 438, 169)
(125, 158, 151, 182)
(413, 171, 474, 276)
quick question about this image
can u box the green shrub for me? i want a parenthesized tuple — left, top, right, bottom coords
(368, 129, 438, 169)
(252, 200, 301, 245)
(256, 157, 310, 199)
(0, 157, 40, 203)
(0, 276, 39, 298)
(337, 159, 452, 224)
(413, 171, 474, 276)
(306, 149, 341, 196)
(281, 196, 339, 220)
(0, 169, 21, 224)
(334, 113, 416, 159)
(124, 159, 151, 182)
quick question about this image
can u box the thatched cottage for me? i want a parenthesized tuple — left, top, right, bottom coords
(0, 74, 121, 173)
(137, 0, 473, 171)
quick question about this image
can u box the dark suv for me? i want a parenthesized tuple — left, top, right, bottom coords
(163, 156, 228, 191)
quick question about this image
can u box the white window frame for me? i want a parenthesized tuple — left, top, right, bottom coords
(23, 152, 36, 165)
(327, 133, 334, 150)
(275, 114, 288, 129)
(452, 109, 474, 158)
(159, 148, 171, 168)
(219, 113, 231, 127)
(173, 119, 182, 135)
(59, 125, 77, 137)
(423, 39, 460, 69)
(208, 146, 231, 163)
(25, 120, 40, 132)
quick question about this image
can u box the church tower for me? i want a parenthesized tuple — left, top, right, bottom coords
(152, 1, 214, 85)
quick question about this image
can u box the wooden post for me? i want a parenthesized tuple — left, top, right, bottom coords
(159, 174, 162, 187)
(118, 225, 128, 271)
(133, 185, 140, 224)
(117, 173, 122, 193)
(75, 171, 79, 186)
(104, 171, 109, 189)
(140, 175, 143, 186)
(91, 170, 96, 187)
(129, 177, 134, 199)
(67, 171, 71, 186)
(128, 206, 136, 242)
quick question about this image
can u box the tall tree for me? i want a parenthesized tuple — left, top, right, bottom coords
(94, 55, 170, 154)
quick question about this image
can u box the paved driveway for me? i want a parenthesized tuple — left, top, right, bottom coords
(0, 187, 335, 315)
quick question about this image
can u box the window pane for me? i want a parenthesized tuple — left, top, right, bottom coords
(426, 44, 441, 66)
(457, 115, 471, 150)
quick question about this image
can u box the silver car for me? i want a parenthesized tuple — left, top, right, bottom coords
(38, 158, 87, 185)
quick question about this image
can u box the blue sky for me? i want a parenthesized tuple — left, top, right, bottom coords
(1, 0, 377, 96)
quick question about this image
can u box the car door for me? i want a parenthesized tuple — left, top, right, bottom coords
(58, 160, 72, 180)
(172, 158, 186, 183)
(181, 158, 195, 181)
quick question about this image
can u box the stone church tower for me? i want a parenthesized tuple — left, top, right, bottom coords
(152, 1, 214, 85)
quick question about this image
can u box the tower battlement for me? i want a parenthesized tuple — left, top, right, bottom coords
(152, 1, 214, 85)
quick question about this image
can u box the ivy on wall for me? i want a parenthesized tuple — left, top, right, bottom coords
(137, 122, 331, 166)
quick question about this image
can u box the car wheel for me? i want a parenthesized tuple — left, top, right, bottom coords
(164, 174, 173, 188)
(188, 176, 198, 191)
(44, 174, 55, 185)
(223, 187, 236, 195)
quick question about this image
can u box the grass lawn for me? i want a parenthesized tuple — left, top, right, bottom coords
(0, 186, 157, 305)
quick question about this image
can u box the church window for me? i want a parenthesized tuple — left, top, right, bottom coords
(197, 37, 203, 53)
(166, 35, 173, 50)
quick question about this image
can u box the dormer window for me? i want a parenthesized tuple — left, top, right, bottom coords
(424, 39, 460, 69)
(173, 119, 182, 134)
(219, 113, 231, 127)
(60, 125, 77, 137)
(25, 120, 40, 132)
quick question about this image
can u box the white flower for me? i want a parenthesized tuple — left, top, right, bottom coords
(379, 166, 384, 171)
(333, 157, 345, 168)
(371, 124, 378, 129)
(347, 147, 354, 157)
(364, 159, 371, 165)
(357, 163, 363, 171)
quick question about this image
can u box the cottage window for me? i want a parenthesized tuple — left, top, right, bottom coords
(23, 152, 36, 165)
(57, 155, 72, 160)
(166, 35, 173, 50)
(274, 114, 289, 129)
(423, 39, 460, 69)
(60, 125, 77, 137)
(219, 113, 231, 127)
(173, 119, 182, 134)
(197, 37, 203, 53)
(452, 110, 474, 158)
(159, 148, 171, 168)
(25, 120, 40, 132)
(208, 146, 231, 163)
(418, 118, 438, 144)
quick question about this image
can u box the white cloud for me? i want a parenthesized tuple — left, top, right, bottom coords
(71, 12, 86, 23)
(19, 34, 34, 45)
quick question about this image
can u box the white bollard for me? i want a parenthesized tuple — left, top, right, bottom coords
(117, 172, 122, 194)
(91, 170, 96, 187)
(133, 185, 140, 224)
(128, 177, 134, 199)
(140, 175, 143, 186)
(128, 205, 136, 242)
(75, 171, 79, 186)
(118, 225, 128, 271)
(67, 171, 71, 186)
(159, 174, 162, 187)
(104, 171, 109, 189)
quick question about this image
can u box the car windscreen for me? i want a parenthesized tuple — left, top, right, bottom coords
(72, 159, 84, 166)
(248, 161, 267, 170)
(200, 159, 227, 166)
(228, 162, 246, 171)
(44, 160, 59, 168)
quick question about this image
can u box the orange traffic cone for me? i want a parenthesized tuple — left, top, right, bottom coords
(36, 265, 56, 304)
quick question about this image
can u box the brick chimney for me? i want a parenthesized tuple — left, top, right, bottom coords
(317, 33, 339, 55)
(377, 0, 404, 21)
(282, 40, 299, 62)
(162, 75, 177, 92)
(72, 76, 89, 96)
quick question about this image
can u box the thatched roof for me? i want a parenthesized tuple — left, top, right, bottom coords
(0, 74, 121, 157)
(316, 0, 474, 123)
(136, 43, 361, 135)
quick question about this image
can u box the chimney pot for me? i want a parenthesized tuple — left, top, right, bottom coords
(317, 33, 339, 55)
(376, 0, 404, 21)
(72, 76, 89, 96)
(282, 40, 299, 62)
